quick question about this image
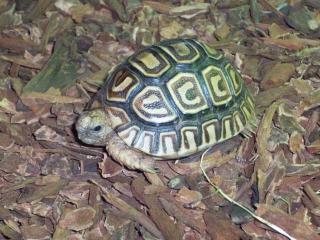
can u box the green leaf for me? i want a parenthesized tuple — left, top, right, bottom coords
(22, 36, 81, 94)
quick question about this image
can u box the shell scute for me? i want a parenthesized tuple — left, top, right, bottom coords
(106, 70, 140, 102)
(166, 72, 209, 114)
(132, 86, 177, 124)
(160, 40, 201, 64)
(129, 49, 171, 77)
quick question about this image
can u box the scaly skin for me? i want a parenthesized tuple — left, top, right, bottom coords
(106, 131, 158, 173)
(76, 109, 112, 146)
(76, 109, 157, 173)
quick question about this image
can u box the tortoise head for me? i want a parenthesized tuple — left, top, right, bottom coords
(76, 109, 113, 146)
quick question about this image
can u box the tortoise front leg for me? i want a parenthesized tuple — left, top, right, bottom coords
(105, 132, 158, 173)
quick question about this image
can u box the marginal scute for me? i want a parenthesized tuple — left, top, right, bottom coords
(240, 94, 255, 122)
(167, 72, 209, 114)
(158, 131, 178, 157)
(117, 125, 140, 146)
(240, 103, 250, 121)
(129, 49, 170, 77)
(196, 41, 223, 60)
(161, 41, 200, 63)
(107, 70, 140, 102)
(201, 119, 218, 145)
(132, 86, 177, 123)
(233, 111, 246, 134)
(247, 94, 255, 111)
(221, 115, 234, 140)
(133, 130, 155, 154)
(202, 65, 232, 106)
(180, 126, 198, 155)
(106, 106, 130, 128)
(226, 64, 242, 96)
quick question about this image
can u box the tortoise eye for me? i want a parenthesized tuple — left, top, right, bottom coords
(93, 125, 102, 132)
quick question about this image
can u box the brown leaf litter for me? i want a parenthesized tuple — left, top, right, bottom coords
(0, 0, 320, 239)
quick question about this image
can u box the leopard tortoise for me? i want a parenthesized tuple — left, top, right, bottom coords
(76, 39, 256, 172)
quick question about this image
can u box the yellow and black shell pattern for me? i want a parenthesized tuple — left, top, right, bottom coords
(101, 39, 255, 158)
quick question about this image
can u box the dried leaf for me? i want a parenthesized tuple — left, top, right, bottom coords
(104, 0, 128, 22)
(301, 89, 320, 111)
(143, 1, 172, 14)
(204, 211, 245, 240)
(59, 181, 91, 203)
(0, 133, 15, 150)
(99, 155, 123, 178)
(21, 88, 85, 104)
(59, 207, 96, 231)
(262, 37, 306, 50)
(256, 100, 283, 172)
(21, 225, 51, 240)
(278, 103, 305, 134)
(34, 125, 67, 144)
(267, 126, 289, 151)
(286, 162, 320, 176)
(175, 187, 203, 205)
(291, 78, 314, 95)
(307, 139, 320, 154)
(255, 86, 297, 109)
(160, 20, 184, 39)
(0, 3, 22, 31)
(0, 223, 22, 239)
(18, 177, 68, 203)
(131, 177, 183, 240)
(170, 150, 236, 176)
(286, 6, 319, 34)
(169, 3, 210, 19)
(215, 23, 230, 40)
(104, 209, 131, 237)
(289, 131, 305, 154)
(255, 204, 320, 240)
(159, 197, 206, 233)
(0, 97, 17, 114)
(54, 0, 81, 14)
(70, 3, 94, 23)
(96, 180, 162, 238)
(269, 23, 291, 38)
(261, 62, 296, 90)
(258, 163, 286, 204)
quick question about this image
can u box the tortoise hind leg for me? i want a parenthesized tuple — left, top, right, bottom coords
(106, 132, 158, 173)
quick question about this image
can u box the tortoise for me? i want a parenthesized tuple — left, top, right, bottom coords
(76, 39, 256, 172)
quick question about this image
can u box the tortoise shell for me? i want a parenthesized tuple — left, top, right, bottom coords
(99, 39, 255, 158)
